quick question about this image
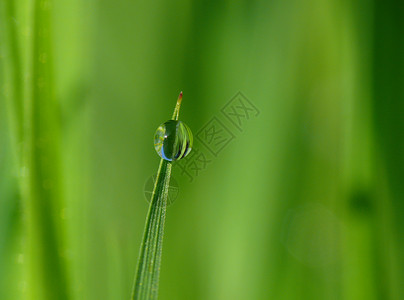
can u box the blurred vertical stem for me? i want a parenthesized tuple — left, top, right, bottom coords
(131, 92, 183, 300)
(23, 0, 69, 299)
(1, 0, 23, 149)
(0, 1, 24, 299)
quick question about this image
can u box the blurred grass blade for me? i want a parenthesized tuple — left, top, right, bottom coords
(1, 0, 69, 298)
(1, 0, 24, 148)
(24, 0, 69, 299)
(131, 92, 183, 300)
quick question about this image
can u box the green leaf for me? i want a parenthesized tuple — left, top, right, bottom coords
(131, 92, 183, 300)
(24, 0, 69, 299)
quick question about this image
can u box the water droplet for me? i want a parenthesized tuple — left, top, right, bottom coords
(154, 120, 193, 161)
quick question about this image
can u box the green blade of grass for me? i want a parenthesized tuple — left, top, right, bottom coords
(131, 92, 183, 300)
(0, 0, 24, 149)
(24, 0, 69, 299)
(1, 0, 69, 299)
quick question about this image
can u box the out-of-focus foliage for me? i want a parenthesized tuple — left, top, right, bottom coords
(0, 0, 403, 299)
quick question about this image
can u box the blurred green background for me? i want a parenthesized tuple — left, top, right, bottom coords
(1, 0, 403, 299)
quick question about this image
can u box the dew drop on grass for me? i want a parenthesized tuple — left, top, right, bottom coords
(154, 120, 193, 161)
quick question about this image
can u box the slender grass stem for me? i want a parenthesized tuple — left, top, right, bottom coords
(1, 0, 24, 159)
(131, 92, 183, 300)
(1, 0, 69, 299)
(24, 0, 69, 299)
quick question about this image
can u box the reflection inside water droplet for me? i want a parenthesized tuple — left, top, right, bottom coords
(154, 120, 193, 161)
